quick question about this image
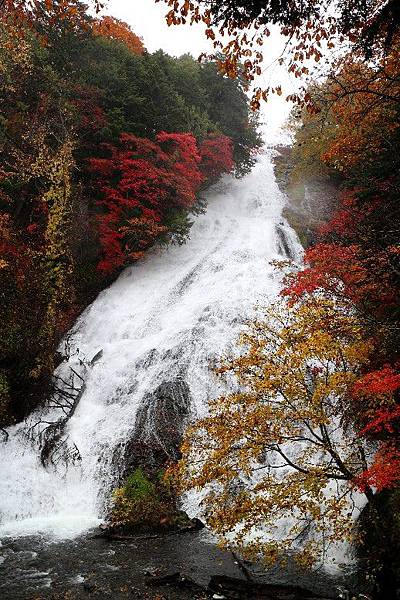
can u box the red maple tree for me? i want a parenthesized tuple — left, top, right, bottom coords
(90, 132, 204, 273)
(199, 134, 234, 180)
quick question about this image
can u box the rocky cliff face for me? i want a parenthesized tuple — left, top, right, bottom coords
(273, 146, 340, 248)
(116, 379, 191, 481)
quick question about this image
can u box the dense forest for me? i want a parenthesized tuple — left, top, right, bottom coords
(1, 1, 400, 599)
(0, 6, 260, 430)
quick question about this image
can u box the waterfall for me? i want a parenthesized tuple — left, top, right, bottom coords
(0, 150, 303, 540)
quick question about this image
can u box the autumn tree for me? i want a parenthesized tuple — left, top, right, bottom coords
(351, 366, 400, 493)
(90, 132, 205, 274)
(284, 40, 400, 323)
(158, 0, 400, 108)
(274, 32, 400, 589)
(0, 0, 103, 32)
(176, 297, 377, 567)
(199, 134, 234, 180)
(0, 22, 78, 424)
(91, 16, 145, 55)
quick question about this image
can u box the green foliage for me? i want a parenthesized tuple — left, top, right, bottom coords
(124, 468, 157, 501)
(161, 208, 196, 246)
(70, 40, 260, 173)
(109, 468, 178, 532)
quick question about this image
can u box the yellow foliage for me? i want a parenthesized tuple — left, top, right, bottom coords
(34, 139, 76, 377)
(177, 297, 374, 567)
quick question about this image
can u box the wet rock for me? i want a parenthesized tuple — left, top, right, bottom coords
(145, 571, 208, 594)
(104, 380, 194, 536)
(89, 349, 103, 366)
(100, 514, 205, 539)
(116, 378, 191, 481)
(208, 576, 327, 600)
(272, 145, 340, 250)
(276, 225, 297, 261)
(82, 578, 97, 593)
(187, 517, 205, 531)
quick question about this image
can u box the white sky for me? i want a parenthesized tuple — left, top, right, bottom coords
(104, 0, 295, 143)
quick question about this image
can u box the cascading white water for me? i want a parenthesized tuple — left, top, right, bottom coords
(0, 149, 303, 540)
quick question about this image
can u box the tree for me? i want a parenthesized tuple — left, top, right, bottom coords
(0, 0, 103, 31)
(90, 132, 205, 274)
(285, 43, 400, 337)
(279, 30, 400, 592)
(91, 16, 145, 55)
(0, 21, 80, 425)
(175, 297, 376, 567)
(199, 134, 234, 180)
(282, 242, 397, 310)
(157, 0, 400, 108)
(351, 366, 400, 494)
(198, 60, 262, 174)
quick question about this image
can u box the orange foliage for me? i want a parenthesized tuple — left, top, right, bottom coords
(322, 49, 400, 172)
(91, 16, 145, 55)
(0, 0, 103, 32)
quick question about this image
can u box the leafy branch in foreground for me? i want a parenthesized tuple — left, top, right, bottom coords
(157, 0, 400, 110)
(174, 297, 378, 568)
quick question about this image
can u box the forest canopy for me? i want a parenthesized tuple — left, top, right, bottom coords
(0, 4, 260, 431)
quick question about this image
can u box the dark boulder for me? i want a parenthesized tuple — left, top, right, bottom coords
(116, 378, 191, 481)
(208, 575, 326, 600)
(104, 379, 193, 535)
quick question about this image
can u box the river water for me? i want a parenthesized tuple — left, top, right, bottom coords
(0, 150, 364, 598)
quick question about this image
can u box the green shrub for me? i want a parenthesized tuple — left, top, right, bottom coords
(109, 468, 177, 531)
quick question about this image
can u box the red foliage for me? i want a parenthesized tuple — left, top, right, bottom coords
(71, 85, 107, 135)
(0, 213, 30, 285)
(319, 187, 389, 243)
(351, 366, 400, 437)
(90, 132, 204, 274)
(353, 444, 400, 493)
(199, 134, 234, 180)
(26, 223, 39, 235)
(282, 242, 396, 307)
(361, 406, 400, 436)
(319, 192, 367, 239)
(353, 366, 400, 399)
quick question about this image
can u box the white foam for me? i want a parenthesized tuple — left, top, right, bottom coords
(0, 150, 302, 539)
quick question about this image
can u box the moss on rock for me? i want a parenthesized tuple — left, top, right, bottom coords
(107, 467, 193, 534)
